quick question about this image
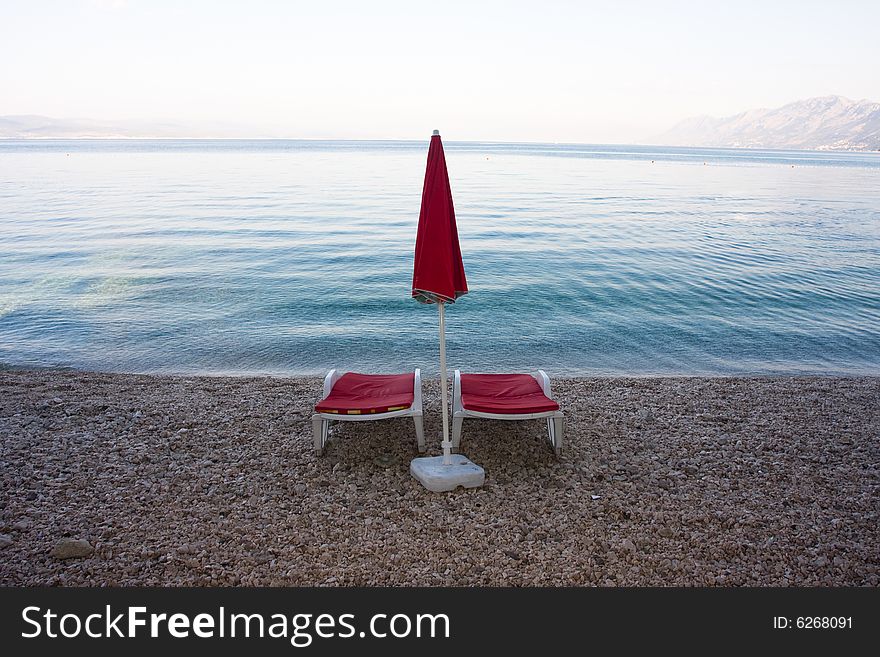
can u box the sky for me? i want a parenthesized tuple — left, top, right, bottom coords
(1, 0, 879, 142)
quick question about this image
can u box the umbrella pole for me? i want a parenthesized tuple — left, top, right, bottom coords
(409, 299, 483, 491)
(438, 301, 452, 465)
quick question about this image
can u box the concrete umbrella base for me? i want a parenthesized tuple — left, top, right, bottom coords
(410, 454, 485, 492)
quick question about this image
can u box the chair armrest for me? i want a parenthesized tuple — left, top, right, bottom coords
(413, 368, 423, 413)
(322, 369, 344, 400)
(535, 369, 553, 399)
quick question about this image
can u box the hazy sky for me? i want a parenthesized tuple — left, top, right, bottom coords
(2, 0, 878, 142)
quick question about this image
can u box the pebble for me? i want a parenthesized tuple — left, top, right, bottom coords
(0, 369, 876, 586)
(50, 539, 94, 560)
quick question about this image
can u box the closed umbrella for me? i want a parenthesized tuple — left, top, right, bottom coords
(409, 130, 485, 491)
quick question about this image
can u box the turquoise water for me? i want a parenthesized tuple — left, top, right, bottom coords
(1, 139, 878, 376)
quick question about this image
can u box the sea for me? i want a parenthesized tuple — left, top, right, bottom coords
(1, 139, 878, 376)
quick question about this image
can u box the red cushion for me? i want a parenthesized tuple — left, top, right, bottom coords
(315, 372, 415, 415)
(460, 373, 560, 414)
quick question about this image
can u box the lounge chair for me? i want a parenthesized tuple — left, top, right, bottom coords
(452, 370, 564, 455)
(312, 369, 425, 455)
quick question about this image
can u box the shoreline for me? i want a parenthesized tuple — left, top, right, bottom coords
(1, 369, 877, 586)
(2, 363, 877, 379)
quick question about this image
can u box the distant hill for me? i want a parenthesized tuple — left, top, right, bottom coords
(0, 115, 178, 138)
(654, 96, 880, 151)
(0, 115, 263, 139)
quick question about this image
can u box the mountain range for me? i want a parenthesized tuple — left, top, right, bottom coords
(3, 96, 880, 150)
(654, 96, 880, 151)
(0, 115, 263, 139)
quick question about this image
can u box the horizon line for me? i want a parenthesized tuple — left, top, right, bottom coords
(1, 136, 879, 154)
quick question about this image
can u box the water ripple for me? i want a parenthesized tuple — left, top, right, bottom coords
(1, 140, 878, 375)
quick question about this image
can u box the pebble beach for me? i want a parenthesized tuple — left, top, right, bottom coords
(0, 369, 877, 586)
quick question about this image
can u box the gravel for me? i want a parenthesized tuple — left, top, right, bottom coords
(0, 369, 877, 586)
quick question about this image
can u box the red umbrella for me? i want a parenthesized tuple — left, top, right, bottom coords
(412, 130, 468, 467)
(412, 132, 468, 305)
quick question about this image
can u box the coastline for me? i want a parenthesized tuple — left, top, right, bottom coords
(1, 369, 877, 586)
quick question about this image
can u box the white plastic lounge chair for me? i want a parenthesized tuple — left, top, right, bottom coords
(452, 370, 564, 455)
(312, 369, 425, 456)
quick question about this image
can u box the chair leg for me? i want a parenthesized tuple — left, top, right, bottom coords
(312, 416, 327, 456)
(452, 415, 464, 451)
(551, 416, 564, 456)
(413, 413, 426, 453)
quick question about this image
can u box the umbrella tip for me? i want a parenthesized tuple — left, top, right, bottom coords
(432, 129, 440, 136)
